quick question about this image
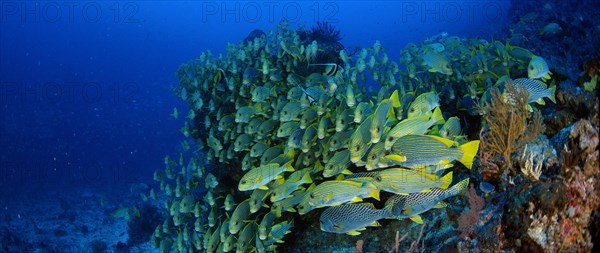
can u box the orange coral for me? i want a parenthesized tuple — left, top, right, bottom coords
(479, 81, 545, 178)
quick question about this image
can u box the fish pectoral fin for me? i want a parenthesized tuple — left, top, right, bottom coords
(410, 215, 424, 224)
(434, 201, 447, 208)
(258, 185, 269, 190)
(342, 169, 353, 175)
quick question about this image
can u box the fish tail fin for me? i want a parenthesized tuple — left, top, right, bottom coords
(390, 90, 401, 108)
(548, 83, 556, 103)
(302, 171, 313, 184)
(459, 140, 480, 169)
(447, 178, 470, 197)
(284, 161, 295, 172)
(369, 188, 381, 201)
(439, 172, 453, 189)
(430, 106, 445, 125)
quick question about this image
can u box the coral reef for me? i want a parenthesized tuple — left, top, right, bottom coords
(478, 82, 545, 182)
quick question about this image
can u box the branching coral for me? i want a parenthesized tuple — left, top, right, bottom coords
(478, 81, 545, 179)
(308, 21, 342, 44)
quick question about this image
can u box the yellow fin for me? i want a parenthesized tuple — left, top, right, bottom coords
(275, 177, 285, 185)
(427, 135, 457, 147)
(385, 154, 407, 162)
(430, 106, 445, 125)
(284, 161, 295, 172)
(351, 196, 363, 202)
(369, 188, 380, 201)
(390, 90, 400, 108)
(548, 83, 556, 103)
(433, 201, 447, 208)
(459, 140, 480, 169)
(258, 185, 269, 190)
(369, 221, 381, 227)
(410, 215, 423, 224)
(302, 171, 313, 184)
(439, 172, 453, 189)
(347, 230, 361, 236)
(536, 98, 545, 105)
(342, 169, 353, 175)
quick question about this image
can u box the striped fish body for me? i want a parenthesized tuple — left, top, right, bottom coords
(320, 203, 388, 235)
(385, 178, 469, 222)
(371, 167, 453, 195)
(389, 135, 479, 169)
(308, 180, 380, 208)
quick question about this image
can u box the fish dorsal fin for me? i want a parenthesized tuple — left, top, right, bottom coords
(350, 196, 363, 202)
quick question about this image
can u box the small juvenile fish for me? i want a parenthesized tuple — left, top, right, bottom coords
(229, 199, 250, 234)
(279, 101, 303, 122)
(385, 106, 444, 150)
(349, 115, 374, 163)
(238, 161, 294, 191)
(323, 149, 352, 178)
(422, 51, 453, 75)
(406, 92, 440, 119)
(527, 55, 551, 80)
(370, 90, 400, 143)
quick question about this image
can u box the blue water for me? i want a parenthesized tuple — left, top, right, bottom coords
(0, 0, 512, 250)
(1, 0, 508, 197)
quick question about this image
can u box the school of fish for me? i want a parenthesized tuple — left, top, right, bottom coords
(140, 21, 555, 252)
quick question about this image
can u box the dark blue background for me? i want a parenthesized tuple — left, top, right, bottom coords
(0, 1, 508, 199)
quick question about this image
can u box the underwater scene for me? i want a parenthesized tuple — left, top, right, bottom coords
(1, 0, 599, 252)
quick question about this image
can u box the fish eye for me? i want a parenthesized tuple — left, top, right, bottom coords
(341, 120, 345, 124)
(355, 146, 360, 151)
(310, 193, 315, 198)
(388, 136, 394, 142)
(370, 154, 376, 160)
(332, 140, 337, 144)
(241, 180, 246, 184)
(283, 111, 288, 115)
(375, 176, 382, 181)
(529, 66, 534, 70)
